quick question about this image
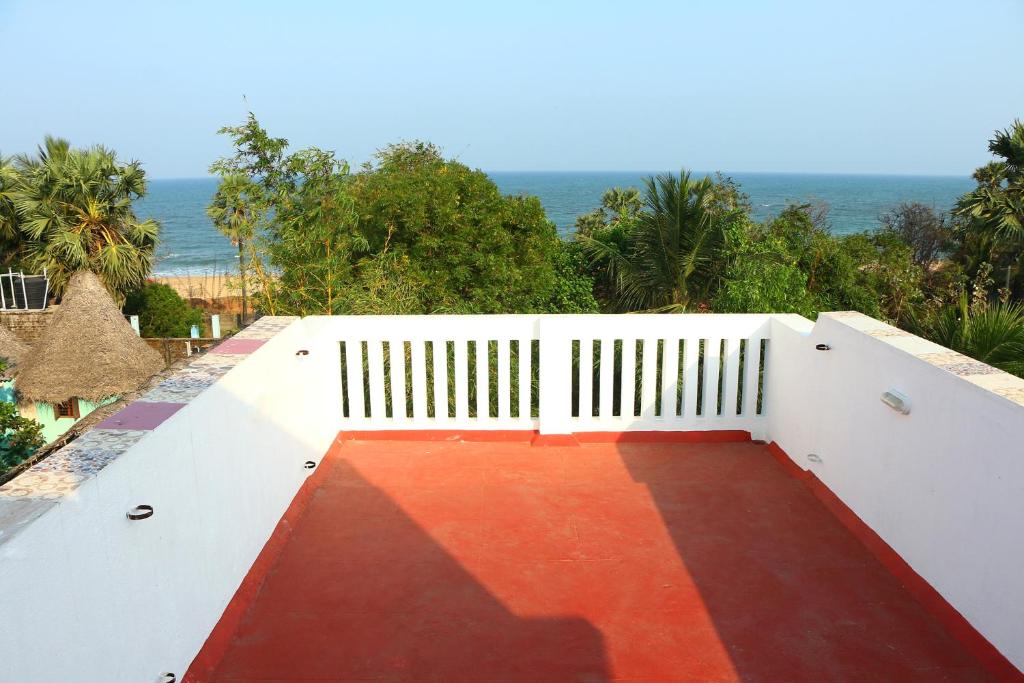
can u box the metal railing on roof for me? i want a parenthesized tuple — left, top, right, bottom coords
(0, 268, 49, 310)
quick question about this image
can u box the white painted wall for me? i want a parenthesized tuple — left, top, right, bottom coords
(0, 318, 341, 683)
(3, 312, 1022, 679)
(765, 313, 1024, 671)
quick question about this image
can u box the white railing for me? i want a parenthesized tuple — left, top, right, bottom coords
(308, 314, 773, 437)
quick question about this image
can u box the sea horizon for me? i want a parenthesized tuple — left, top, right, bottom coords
(139, 171, 975, 276)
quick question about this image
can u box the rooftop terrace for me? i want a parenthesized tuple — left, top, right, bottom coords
(1, 313, 1022, 682)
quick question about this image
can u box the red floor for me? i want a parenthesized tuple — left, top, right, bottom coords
(204, 438, 995, 682)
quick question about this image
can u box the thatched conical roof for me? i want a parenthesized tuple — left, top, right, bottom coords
(0, 324, 28, 377)
(14, 271, 163, 404)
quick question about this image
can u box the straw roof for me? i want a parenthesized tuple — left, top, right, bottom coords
(0, 324, 28, 377)
(14, 271, 163, 404)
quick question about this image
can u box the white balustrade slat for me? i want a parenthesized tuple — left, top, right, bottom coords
(683, 339, 699, 419)
(410, 340, 427, 420)
(741, 337, 763, 416)
(722, 338, 741, 417)
(497, 338, 511, 419)
(703, 338, 722, 417)
(433, 340, 449, 420)
(367, 340, 386, 419)
(454, 340, 469, 421)
(640, 338, 659, 419)
(599, 338, 614, 418)
(344, 340, 365, 420)
(476, 339, 489, 419)
(660, 338, 679, 419)
(620, 338, 636, 418)
(518, 338, 532, 420)
(389, 340, 407, 419)
(578, 338, 593, 420)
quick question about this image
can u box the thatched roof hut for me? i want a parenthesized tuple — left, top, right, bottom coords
(0, 324, 28, 378)
(14, 271, 163, 404)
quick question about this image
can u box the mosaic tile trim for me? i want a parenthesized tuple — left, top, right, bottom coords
(864, 326, 911, 339)
(233, 316, 298, 340)
(827, 311, 1024, 404)
(0, 429, 148, 501)
(917, 351, 974, 366)
(95, 402, 185, 431)
(0, 317, 296, 540)
(936, 361, 1004, 377)
(25, 429, 148, 477)
(993, 386, 1024, 406)
(211, 338, 267, 355)
(143, 365, 223, 403)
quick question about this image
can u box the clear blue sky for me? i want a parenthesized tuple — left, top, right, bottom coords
(2, 0, 1022, 178)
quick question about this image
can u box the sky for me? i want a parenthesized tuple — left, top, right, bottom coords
(1, 0, 1022, 178)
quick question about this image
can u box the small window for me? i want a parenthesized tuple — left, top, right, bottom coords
(55, 399, 80, 419)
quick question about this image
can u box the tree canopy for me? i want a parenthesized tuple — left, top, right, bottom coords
(1, 137, 159, 302)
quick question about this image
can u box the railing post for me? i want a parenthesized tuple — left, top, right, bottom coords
(538, 316, 573, 435)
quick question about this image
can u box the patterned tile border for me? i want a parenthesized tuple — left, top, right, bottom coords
(824, 311, 1024, 404)
(211, 338, 267, 355)
(0, 316, 298, 542)
(95, 402, 185, 431)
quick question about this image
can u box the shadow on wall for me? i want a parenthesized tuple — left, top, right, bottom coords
(202, 455, 610, 681)
(618, 440, 996, 681)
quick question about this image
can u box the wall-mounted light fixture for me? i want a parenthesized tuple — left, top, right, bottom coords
(295, 349, 309, 357)
(807, 453, 823, 464)
(304, 461, 317, 470)
(881, 390, 910, 415)
(815, 344, 831, 351)
(157, 673, 176, 683)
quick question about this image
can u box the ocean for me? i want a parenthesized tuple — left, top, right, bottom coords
(138, 172, 973, 275)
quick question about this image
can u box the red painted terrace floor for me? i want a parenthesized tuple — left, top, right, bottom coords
(200, 438, 995, 682)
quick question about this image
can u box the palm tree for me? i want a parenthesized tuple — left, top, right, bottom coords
(912, 295, 1024, 377)
(955, 120, 1024, 292)
(10, 137, 158, 301)
(0, 154, 22, 267)
(207, 174, 261, 322)
(581, 171, 736, 312)
(601, 187, 642, 222)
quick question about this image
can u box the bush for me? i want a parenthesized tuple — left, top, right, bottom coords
(1, 402, 44, 473)
(124, 282, 205, 337)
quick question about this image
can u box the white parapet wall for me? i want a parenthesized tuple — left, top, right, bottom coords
(1, 311, 1022, 680)
(0, 317, 342, 683)
(766, 311, 1024, 672)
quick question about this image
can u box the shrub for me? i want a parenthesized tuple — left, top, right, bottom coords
(0, 402, 45, 473)
(124, 282, 205, 338)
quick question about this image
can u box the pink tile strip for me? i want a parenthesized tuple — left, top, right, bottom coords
(212, 338, 267, 355)
(95, 401, 185, 431)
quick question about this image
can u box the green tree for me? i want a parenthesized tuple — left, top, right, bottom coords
(0, 155, 22, 267)
(210, 114, 358, 315)
(954, 120, 1024, 296)
(123, 282, 204, 337)
(712, 219, 817, 316)
(9, 137, 159, 301)
(206, 174, 262, 321)
(0, 402, 45, 474)
(580, 171, 743, 312)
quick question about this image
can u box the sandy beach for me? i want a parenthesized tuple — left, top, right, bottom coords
(153, 273, 242, 300)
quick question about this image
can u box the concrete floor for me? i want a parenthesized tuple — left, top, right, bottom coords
(206, 438, 993, 682)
